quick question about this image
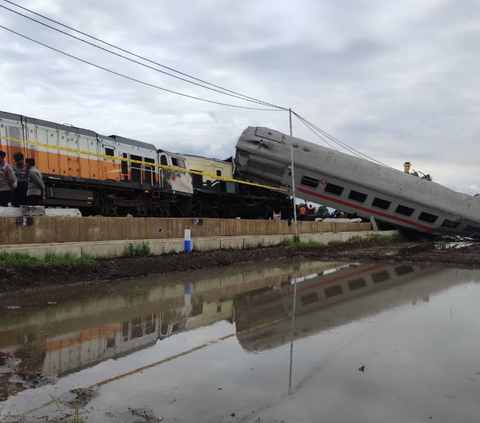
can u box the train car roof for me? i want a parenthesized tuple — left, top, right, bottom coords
(157, 149, 187, 158)
(0, 110, 97, 137)
(109, 135, 157, 151)
(183, 153, 231, 164)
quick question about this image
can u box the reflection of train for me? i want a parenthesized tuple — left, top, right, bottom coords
(0, 260, 331, 401)
(1, 261, 475, 401)
(0, 111, 292, 218)
(235, 126, 480, 235)
(234, 263, 476, 352)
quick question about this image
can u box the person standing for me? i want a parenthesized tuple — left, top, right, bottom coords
(300, 205, 307, 220)
(25, 158, 45, 206)
(0, 150, 17, 207)
(12, 152, 28, 206)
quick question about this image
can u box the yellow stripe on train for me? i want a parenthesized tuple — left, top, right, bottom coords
(0, 135, 285, 192)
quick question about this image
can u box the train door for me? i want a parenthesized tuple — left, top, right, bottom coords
(130, 154, 142, 183)
(159, 153, 168, 188)
(121, 153, 128, 181)
(102, 139, 118, 181)
(144, 157, 155, 185)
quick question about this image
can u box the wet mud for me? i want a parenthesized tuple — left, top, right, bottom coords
(1, 236, 480, 295)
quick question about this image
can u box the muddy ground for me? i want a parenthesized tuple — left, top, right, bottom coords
(1, 236, 479, 294)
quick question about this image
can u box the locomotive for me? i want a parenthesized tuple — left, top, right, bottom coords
(0, 111, 292, 218)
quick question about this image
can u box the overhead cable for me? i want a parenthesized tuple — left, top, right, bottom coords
(2, 0, 285, 110)
(0, 3, 286, 109)
(293, 114, 339, 151)
(293, 112, 392, 168)
(0, 25, 283, 111)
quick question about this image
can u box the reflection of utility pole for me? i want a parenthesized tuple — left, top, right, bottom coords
(288, 269, 298, 394)
(289, 108, 298, 238)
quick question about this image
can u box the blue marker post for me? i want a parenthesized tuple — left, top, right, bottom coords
(184, 229, 191, 253)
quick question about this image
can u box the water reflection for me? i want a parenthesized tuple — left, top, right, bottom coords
(0, 261, 473, 403)
(0, 261, 341, 401)
(234, 264, 462, 352)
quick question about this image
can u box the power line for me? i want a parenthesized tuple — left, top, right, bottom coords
(0, 3, 286, 110)
(293, 114, 339, 151)
(0, 25, 283, 112)
(2, 0, 285, 110)
(0, 0, 392, 166)
(293, 111, 392, 167)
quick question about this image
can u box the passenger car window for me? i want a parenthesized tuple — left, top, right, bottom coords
(372, 271, 390, 283)
(325, 285, 343, 298)
(348, 190, 367, 202)
(396, 205, 415, 216)
(372, 198, 391, 210)
(301, 175, 320, 188)
(418, 212, 438, 223)
(160, 155, 168, 166)
(442, 219, 460, 228)
(325, 183, 344, 196)
(348, 278, 367, 291)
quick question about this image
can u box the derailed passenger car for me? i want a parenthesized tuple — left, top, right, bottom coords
(235, 126, 480, 235)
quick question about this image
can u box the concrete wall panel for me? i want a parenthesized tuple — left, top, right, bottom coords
(0, 217, 372, 245)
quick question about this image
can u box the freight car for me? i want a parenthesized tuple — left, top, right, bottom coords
(0, 111, 193, 216)
(235, 126, 480, 236)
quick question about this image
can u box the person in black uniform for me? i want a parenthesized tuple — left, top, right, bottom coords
(12, 152, 28, 206)
(0, 150, 16, 207)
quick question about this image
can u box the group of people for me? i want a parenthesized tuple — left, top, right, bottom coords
(0, 151, 45, 207)
(299, 204, 327, 220)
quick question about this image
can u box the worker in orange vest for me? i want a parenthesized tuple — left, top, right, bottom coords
(300, 205, 307, 220)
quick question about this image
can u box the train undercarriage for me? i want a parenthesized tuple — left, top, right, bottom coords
(43, 174, 291, 219)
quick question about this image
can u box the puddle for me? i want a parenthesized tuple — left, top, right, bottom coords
(0, 260, 479, 422)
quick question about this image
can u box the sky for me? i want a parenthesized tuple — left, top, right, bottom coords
(0, 0, 479, 194)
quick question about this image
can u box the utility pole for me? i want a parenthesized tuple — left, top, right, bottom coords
(289, 108, 298, 238)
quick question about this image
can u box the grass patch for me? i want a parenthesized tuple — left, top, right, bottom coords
(0, 251, 93, 268)
(51, 395, 82, 423)
(279, 238, 322, 248)
(366, 233, 397, 240)
(327, 240, 342, 246)
(124, 242, 151, 257)
(347, 235, 364, 242)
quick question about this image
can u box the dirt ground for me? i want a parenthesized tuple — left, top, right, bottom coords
(1, 236, 479, 295)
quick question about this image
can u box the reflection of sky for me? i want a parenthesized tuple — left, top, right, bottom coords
(1, 268, 480, 422)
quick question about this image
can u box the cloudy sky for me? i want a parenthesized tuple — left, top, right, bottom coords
(0, 0, 479, 194)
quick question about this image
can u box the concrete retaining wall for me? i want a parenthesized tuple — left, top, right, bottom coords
(0, 230, 399, 259)
(0, 216, 372, 245)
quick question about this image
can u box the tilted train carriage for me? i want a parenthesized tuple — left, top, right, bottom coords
(235, 126, 480, 235)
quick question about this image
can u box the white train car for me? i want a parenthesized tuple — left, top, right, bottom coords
(235, 127, 480, 235)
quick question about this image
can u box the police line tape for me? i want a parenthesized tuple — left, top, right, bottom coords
(0, 135, 286, 192)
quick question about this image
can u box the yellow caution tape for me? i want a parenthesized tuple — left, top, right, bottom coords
(0, 135, 285, 192)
